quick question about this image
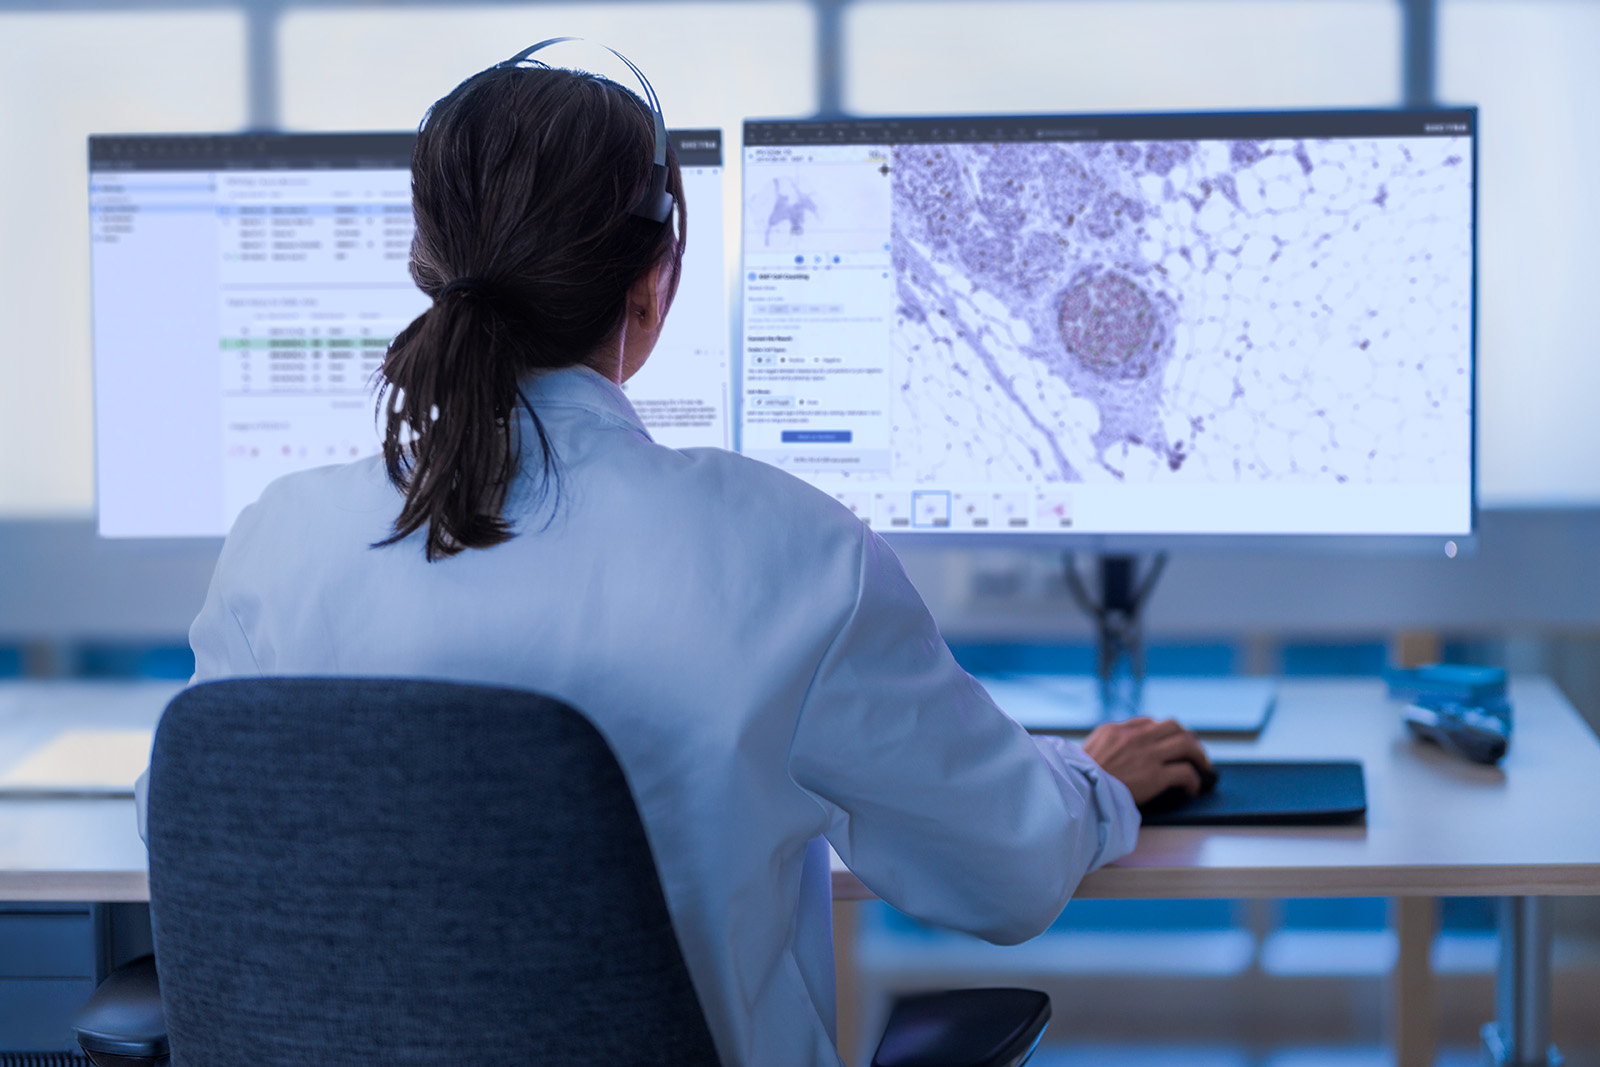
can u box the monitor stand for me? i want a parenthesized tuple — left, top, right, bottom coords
(1054, 553, 1277, 735)
(1064, 553, 1165, 718)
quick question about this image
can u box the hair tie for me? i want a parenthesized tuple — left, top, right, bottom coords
(439, 277, 490, 300)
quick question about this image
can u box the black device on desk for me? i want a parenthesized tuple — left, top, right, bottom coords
(1403, 701, 1509, 765)
(1388, 665, 1511, 766)
(1139, 761, 1367, 826)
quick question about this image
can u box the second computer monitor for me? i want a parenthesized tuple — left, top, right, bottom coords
(739, 110, 1476, 545)
(91, 129, 728, 538)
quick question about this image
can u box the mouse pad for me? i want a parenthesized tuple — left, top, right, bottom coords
(1139, 760, 1366, 826)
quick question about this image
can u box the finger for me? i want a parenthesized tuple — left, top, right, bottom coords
(1175, 732, 1213, 772)
(1160, 759, 1204, 797)
(1140, 718, 1187, 740)
(1086, 722, 1132, 752)
(1151, 732, 1212, 770)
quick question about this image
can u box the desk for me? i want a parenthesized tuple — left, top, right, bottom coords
(0, 681, 177, 903)
(4, 678, 1596, 1066)
(831, 677, 1600, 1067)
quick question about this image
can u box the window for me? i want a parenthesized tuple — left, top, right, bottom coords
(1439, 0, 1600, 505)
(278, 3, 818, 282)
(7, 0, 1600, 516)
(844, 0, 1402, 115)
(0, 11, 247, 516)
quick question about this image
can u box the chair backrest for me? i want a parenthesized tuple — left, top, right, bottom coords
(146, 677, 720, 1066)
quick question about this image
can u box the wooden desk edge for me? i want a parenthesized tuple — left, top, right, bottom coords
(832, 863, 1600, 902)
(18, 863, 1598, 906)
(0, 871, 149, 903)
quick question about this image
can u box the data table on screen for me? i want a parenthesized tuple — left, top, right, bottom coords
(90, 130, 728, 538)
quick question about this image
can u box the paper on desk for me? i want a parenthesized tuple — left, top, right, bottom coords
(975, 674, 1276, 734)
(0, 729, 153, 795)
(973, 675, 1099, 731)
(1111, 677, 1277, 732)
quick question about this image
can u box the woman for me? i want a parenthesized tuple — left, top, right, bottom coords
(180, 53, 1210, 1067)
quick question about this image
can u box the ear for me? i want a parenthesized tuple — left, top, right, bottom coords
(626, 257, 674, 333)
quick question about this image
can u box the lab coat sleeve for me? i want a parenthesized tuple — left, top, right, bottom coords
(188, 531, 264, 684)
(788, 527, 1140, 945)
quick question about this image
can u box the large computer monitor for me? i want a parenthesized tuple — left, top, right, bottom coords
(739, 109, 1477, 551)
(90, 129, 728, 538)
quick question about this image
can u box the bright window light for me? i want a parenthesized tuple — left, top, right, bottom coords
(1440, 0, 1600, 506)
(0, 11, 247, 517)
(844, 0, 1402, 115)
(278, 3, 818, 282)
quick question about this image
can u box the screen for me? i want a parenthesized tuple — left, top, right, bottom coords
(90, 129, 728, 538)
(740, 110, 1476, 541)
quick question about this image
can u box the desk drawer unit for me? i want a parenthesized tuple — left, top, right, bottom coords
(0, 905, 100, 1059)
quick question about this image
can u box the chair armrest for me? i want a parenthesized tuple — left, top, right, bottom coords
(871, 987, 1051, 1067)
(73, 955, 169, 1067)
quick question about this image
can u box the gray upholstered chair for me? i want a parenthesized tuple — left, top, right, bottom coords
(74, 679, 1050, 1067)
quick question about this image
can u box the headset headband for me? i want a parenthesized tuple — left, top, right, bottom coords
(497, 37, 674, 224)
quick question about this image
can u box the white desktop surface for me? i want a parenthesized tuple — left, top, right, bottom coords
(833, 676, 1600, 900)
(1, 677, 1596, 904)
(0, 681, 179, 901)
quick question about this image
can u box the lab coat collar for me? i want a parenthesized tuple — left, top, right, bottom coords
(519, 364, 652, 442)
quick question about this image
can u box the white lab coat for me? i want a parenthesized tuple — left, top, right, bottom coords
(168, 364, 1139, 1067)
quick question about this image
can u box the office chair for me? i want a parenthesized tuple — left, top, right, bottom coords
(74, 678, 1050, 1067)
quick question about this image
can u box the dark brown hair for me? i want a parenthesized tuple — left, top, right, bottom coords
(376, 63, 686, 560)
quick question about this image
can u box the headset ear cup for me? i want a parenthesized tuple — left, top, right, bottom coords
(631, 163, 674, 223)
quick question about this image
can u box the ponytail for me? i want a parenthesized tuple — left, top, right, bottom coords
(373, 63, 685, 561)
(374, 282, 547, 560)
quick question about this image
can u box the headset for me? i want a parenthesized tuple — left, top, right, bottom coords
(497, 37, 674, 225)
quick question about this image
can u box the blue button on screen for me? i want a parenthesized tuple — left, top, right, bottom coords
(781, 430, 852, 443)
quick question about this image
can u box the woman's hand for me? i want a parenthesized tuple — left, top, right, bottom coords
(1081, 717, 1212, 805)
